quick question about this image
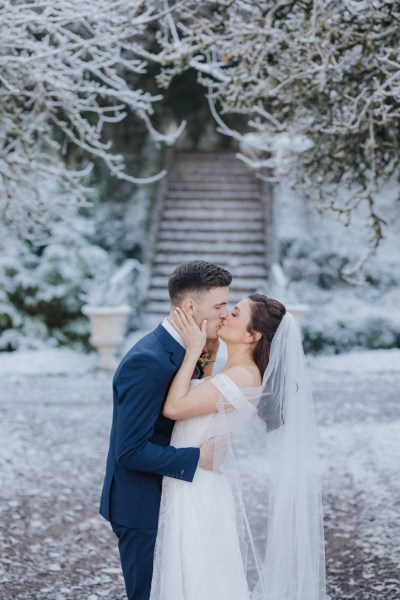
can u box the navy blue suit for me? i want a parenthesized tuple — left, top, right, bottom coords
(100, 324, 200, 599)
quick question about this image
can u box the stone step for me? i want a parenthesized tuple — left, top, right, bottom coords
(155, 241, 265, 254)
(174, 150, 237, 157)
(145, 291, 264, 315)
(150, 275, 267, 289)
(147, 286, 252, 302)
(145, 300, 174, 314)
(168, 181, 260, 192)
(147, 287, 262, 301)
(165, 199, 262, 211)
(158, 230, 265, 242)
(143, 300, 176, 315)
(148, 287, 243, 300)
(168, 160, 253, 171)
(162, 208, 263, 221)
(168, 176, 257, 185)
(159, 220, 264, 231)
(171, 156, 248, 164)
(145, 151, 270, 315)
(151, 264, 268, 278)
(170, 170, 253, 180)
(166, 190, 260, 201)
(153, 253, 266, 265)
(171, 159, 250, 170)
(175, 155, 243, 164)
(147, 286, 263, 305)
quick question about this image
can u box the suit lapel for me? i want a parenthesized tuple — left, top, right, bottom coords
(154, 324, 186, 368)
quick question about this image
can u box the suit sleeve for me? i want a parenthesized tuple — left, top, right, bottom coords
(114, 353, 200, 482)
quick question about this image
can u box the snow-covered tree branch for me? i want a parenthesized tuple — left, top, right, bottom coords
(0, 0, 178, 239)
(2, 1, 399, 252)
(152, 0, 400, 254)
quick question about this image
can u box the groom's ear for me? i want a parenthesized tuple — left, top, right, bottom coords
(180, 298, 195, 316)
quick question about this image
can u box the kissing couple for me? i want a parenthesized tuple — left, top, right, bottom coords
(100, 260, 326, 600)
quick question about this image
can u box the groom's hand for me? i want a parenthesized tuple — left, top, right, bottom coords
(199, 437, 216, 471)
(199, 436, 229, 471)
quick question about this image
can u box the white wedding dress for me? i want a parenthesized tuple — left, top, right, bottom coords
(150, 373, 253, 600)
(150, 314, 326, 600)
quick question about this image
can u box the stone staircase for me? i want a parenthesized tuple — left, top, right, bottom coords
(145, 151, 271, 316)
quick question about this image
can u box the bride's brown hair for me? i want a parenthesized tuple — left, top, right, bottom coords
(247, 294, 286, 376)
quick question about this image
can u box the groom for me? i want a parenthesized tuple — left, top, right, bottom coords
(100, 260, 232, 599)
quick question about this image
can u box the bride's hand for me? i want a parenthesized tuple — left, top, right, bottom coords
(204, 336, 219, 357)
(170, 307, 207, 356)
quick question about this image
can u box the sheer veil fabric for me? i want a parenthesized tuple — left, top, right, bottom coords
(151, 313, 326, 600)
(217, 312, 326, 600)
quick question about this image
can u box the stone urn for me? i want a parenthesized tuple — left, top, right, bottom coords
(82, 304, 131, 371)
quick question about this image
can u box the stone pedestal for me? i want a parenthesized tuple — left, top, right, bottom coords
(82, 305, 131, 371)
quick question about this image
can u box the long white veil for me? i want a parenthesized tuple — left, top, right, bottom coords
(211, 312, 326, 600)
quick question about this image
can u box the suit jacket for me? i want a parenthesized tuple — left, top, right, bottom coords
(99, 324, 200, 529)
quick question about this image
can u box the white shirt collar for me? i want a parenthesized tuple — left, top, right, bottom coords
(161, 317, 186, 349)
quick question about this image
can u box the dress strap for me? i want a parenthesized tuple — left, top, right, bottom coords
(210, 373, 251, 411)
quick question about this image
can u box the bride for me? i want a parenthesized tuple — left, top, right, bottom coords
(149, 294, 326, 600)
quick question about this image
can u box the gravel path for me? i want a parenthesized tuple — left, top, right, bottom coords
(312, 364, 400, 600)
(0, 351, 399, 599)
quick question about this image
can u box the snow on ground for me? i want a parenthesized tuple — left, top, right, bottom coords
(309, 349, 400, 599)
(0, 343, 399, 599)
(310, 348, 400, 374)
(0, 349, 97, 378)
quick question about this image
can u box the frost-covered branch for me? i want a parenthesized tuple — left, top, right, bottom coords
(0, 0, 178, 238)
(151, 0, 400, 254)
(4, 0, 399, 251)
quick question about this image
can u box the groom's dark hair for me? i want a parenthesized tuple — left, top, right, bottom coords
(168, 261, 232, 305)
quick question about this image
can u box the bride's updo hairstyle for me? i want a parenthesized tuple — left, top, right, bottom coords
(247, 294, 286, 376)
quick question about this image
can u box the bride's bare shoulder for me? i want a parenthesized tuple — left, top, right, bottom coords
(222, 365, 261, 389)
